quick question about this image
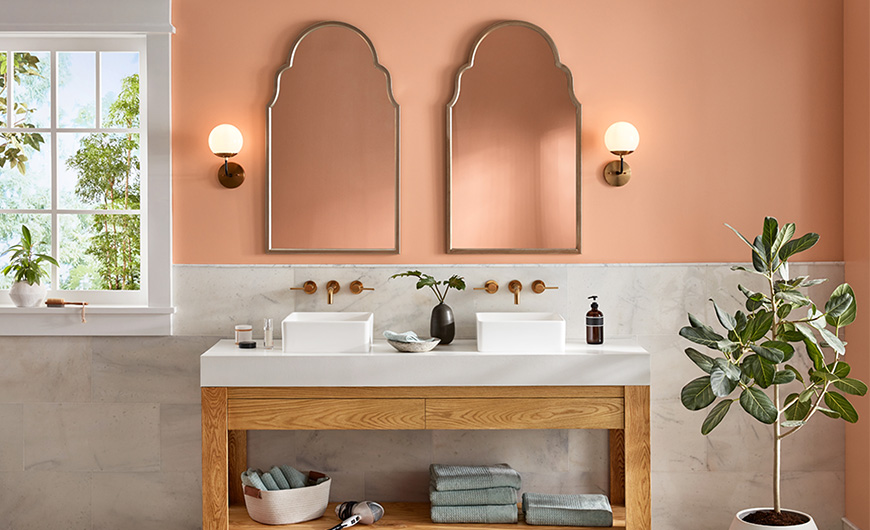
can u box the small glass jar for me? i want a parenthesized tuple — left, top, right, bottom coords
(235, 324, 253, 344)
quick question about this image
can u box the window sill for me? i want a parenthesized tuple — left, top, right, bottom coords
(0, 306, 174, 336)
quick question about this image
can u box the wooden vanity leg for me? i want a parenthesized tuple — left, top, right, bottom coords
(202, 387, 229, 530)
(609, 429, 625, 505)
(228, 430, 247, 505)
(624, 386, 651, 530)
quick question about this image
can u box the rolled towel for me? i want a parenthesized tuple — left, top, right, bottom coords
(242, 469, 268, 491)
(429, 485, 518, 506)
(280, 465, 308, 489)
(260, 471, 280, 491)
(430, 505, 518, 524)
(270, 466, 290, 490)
(430, 463, 522, 491)
(384, 330, 426, 343)
(522, 493, 612, 527)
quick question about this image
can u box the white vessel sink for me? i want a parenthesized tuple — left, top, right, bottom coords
(476, 312, 566, 353)
(282, 312, 374, 353)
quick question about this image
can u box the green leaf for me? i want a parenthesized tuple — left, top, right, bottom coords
(772, 370, 796, 385)
(826, 291, 854, 320)
(710, 299, 736, 331)
(701, 400, 734, 435)
(829, 361, 851, 378)
(779, 232, 820, 261)
(833, 378, 868, 396)
(761, 217, 778, 260)
(752, 236, 767, 273)
(818, 327, 845, 355)
(681, 376, 716, 411)
(795, 323, 825, 370)
(772, 222, 796, 259)
(798, 387, 816, 403)
(777, 304, 793, 319)
(734, 311, 748, 332)
(825, 391, 859, 423)
(679, 325, 726, 350)
(685, 348, 715, 374)
(750, 344, 784, 363)
(781, 420, 806, 428)
(743, 354, 776, 388)
(784, 364, 804, 384)
(711, 368, 739, 397)
(784, 392, 811, 421)
(740, 387, 777, 424)
(726, 223, 767, 261)
(775, 290, 812, 307)
(744, 311, 775, 342)
(762, 340, 795, 362)
(819, 407, 841, 419)
(826, 284, 857, 328)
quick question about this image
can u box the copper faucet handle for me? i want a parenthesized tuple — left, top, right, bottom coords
(473, 280, 499, 294)
(531, 280, 559, 294)
(291, 280, 317, 294)
(350, 280, 374, 294)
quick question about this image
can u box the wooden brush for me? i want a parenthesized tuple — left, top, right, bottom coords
(45, 298, 88, 323)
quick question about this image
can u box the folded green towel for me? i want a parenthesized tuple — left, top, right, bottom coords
(242, 469, 268, 491)
(429, 485, 518, 506)
(280, 465, 308, 489)
(522, 493, 612, 527)
(260, 471, 280, 491)
(430, 464, 522, 491)
(270, 466, 290, 490)
(430, 505, 518, 524)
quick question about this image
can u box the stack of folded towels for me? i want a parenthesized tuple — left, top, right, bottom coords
(429, 463, 521, 524)
(522, 492, 613, 527)
(241, 465, 328, 491)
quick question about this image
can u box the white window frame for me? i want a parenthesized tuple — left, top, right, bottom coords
(0, 33, 172, 335)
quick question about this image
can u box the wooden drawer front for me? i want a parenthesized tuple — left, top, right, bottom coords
(227, 398, 426, 430)
(426, 398, 624, 429)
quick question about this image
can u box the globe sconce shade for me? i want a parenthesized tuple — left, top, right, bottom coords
(603, 121, 639, 187)
(209, 124, 246, 188)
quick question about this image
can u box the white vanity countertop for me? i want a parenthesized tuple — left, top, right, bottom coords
(200, 338, 650, 387)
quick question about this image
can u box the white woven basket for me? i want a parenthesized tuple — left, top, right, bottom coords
(243, 472, 331, 525)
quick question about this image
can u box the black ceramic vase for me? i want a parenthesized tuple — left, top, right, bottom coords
(430, 302, 455, 345)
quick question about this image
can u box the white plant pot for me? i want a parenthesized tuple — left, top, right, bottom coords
(730, 508, 818, 530)
(9, 281, 46, 308)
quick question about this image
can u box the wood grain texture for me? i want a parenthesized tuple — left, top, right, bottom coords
(624, 386, 650, 530)
(425, 398, 624, 429)
(609, 429, 625, 505)
(227, 386, 625, 400)
(202, 387, 229, 530)
(228, 430, 247, 506)
(228, 502, 626, 529)
(227, 398, 426, 430)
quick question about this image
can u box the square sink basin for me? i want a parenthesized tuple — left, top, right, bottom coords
(476, 312, 566, 353)
(282, 312, 374, 353)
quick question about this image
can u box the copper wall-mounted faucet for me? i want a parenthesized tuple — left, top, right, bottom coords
(508, 280, 523, 305)
(326, 280, 340, 304)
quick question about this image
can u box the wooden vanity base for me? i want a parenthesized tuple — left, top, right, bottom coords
(202, 386, 650, 530)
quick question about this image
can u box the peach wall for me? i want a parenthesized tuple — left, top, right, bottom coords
(172, 0, 844, 264)
(844, 0, 870, 527)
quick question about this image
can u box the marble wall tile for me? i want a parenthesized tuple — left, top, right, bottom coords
(431, 429, 570, 472)
(92, 336, 211, 404)
(173, 265, 296, 336)
(161, 404, 202, 472)
(0, 404, 22, 471)
(0, 337, 91, 403)
(326, 471, 366, 502)
(245, 430, 297, 471)
(24, 403, 160, 472)
(0, 471, 91, 530)
(91, 471, 201, 530)
(365, 470, 430, 502)
(520, 470, 609, 496)
(296, 430, 433, 473)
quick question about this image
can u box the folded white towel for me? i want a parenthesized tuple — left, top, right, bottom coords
(384, 330, 438, 343)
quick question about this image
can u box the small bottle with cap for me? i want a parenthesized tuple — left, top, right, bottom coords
(263, 318, 274, 350)
(586, 296, 604, 345)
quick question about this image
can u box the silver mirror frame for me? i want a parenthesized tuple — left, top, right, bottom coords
(267, 21, 401, 253)
(446, 20, 581, 254)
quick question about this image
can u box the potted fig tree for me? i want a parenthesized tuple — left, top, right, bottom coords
(2, 224, 58, 307)
(680, 217, 865, 529)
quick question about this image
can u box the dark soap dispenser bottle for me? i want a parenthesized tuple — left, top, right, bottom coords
(586, 296, 604, 345)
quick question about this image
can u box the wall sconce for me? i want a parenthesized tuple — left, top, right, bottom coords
(208, 124, 245, 188)
(603, 121, 640, 187)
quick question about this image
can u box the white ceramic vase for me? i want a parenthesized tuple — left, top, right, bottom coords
(729, 508, 817, 530)
(9, 281, 47, 308)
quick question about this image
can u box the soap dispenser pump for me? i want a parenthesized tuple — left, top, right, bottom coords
(586, 296, 604, 345)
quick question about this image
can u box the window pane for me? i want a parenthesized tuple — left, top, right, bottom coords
(0, 52, 6, 127)
(58, 132, 140, 210)
(0, 132, 51, 209)
(59, 213, 139, 291)
(13, 51, 51, 129)
(0, 213, 52, 289)
(100, 52, 139, 129)
(57, 52, 95, 128)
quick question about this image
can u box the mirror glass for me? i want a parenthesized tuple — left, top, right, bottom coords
(268, 22, 399, 253)
(448, 21, 580, 253)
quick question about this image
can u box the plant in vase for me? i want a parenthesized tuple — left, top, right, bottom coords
(680, 217, 865, 529)
(2, 224, 58, 308)
(390, 270, 466, 345)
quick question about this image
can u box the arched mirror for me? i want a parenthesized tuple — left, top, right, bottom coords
(267, 22, 400, 253)
(447, 21, 580, 253)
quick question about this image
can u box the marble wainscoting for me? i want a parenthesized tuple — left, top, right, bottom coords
(0, 262, 845, 529)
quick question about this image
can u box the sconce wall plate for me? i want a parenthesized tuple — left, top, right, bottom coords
(604, 160, 631, 186)
(218, 161, 246, 188)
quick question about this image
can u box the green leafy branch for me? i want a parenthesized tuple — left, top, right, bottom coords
(389, 270, 466, 304)
(1, 224, 58, 285)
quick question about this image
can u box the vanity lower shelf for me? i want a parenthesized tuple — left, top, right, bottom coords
(227, 503, 627, 529)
